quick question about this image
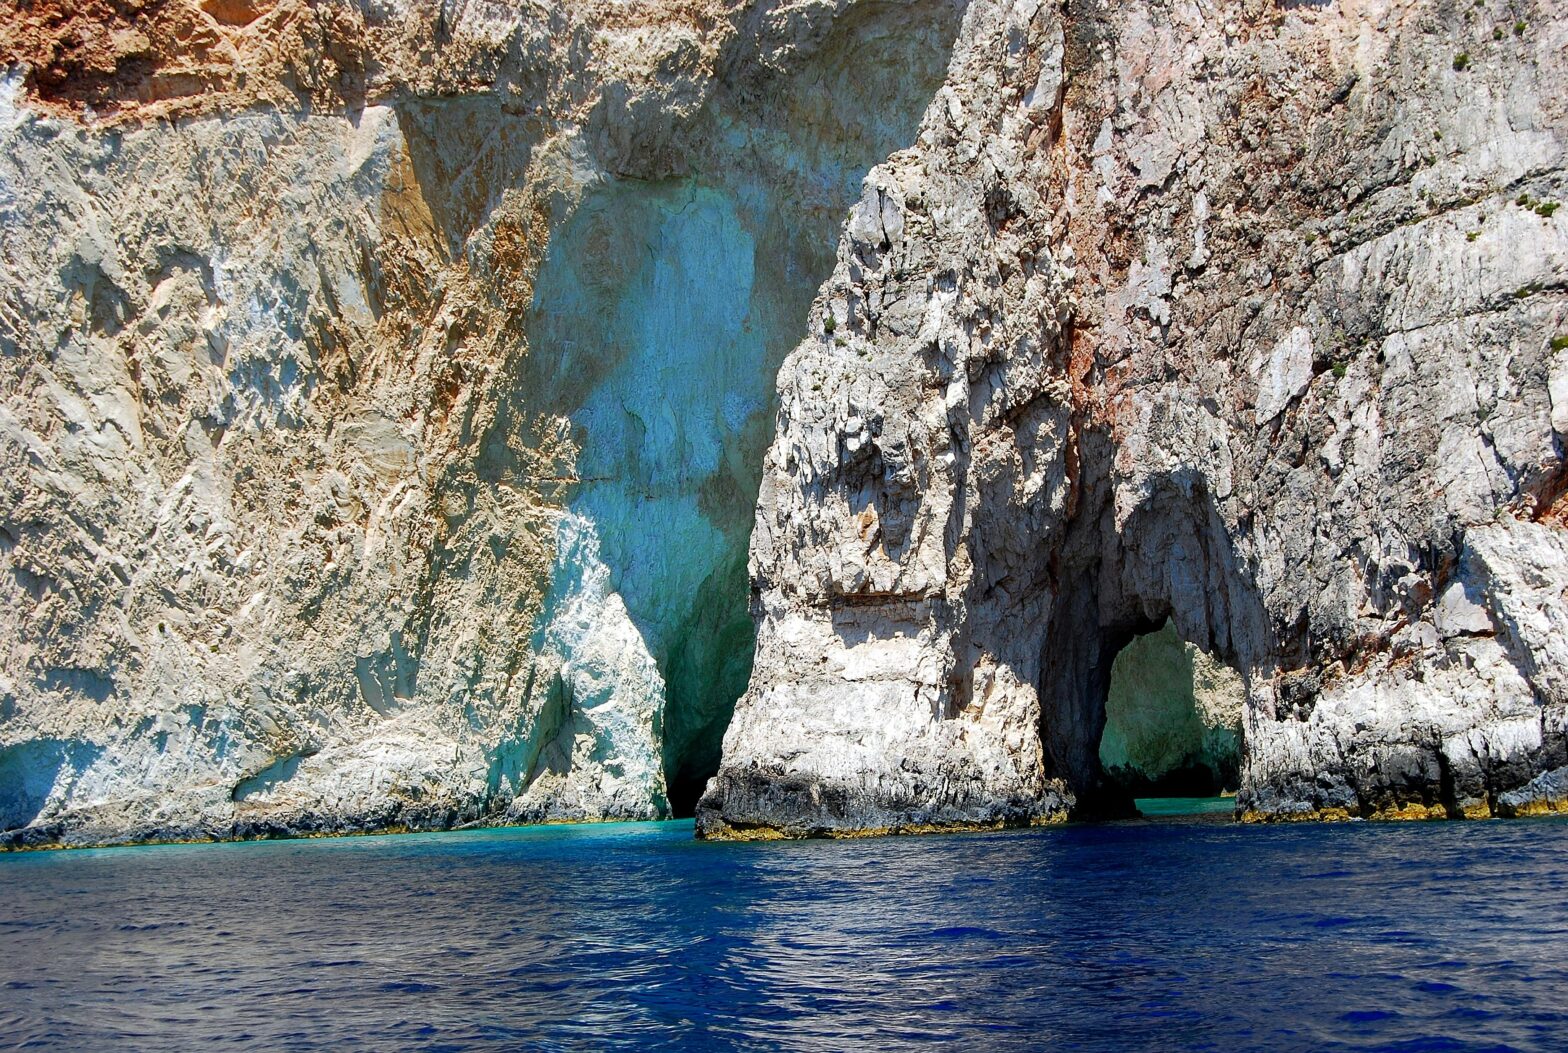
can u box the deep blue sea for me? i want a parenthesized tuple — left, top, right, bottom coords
(2, 807, 1566, 1051)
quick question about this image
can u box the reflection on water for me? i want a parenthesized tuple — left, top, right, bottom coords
(2, 816, 1566, 1050)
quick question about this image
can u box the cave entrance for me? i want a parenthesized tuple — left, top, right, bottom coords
(1033, 466, 1265, 821)
(509, 0, 968, 825)
(661, 547, 756, 818)
(1096, 620, 1243, 814)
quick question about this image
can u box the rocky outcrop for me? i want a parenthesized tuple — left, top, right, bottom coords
(698, 0, 1568, 837)
(3, 0, 1565, 848)
(0, 0, 965, 846)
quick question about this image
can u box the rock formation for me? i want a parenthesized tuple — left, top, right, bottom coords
(2, 0, 1565, 848)
(0, 0, 964, 846)
(697, 0, 1568, 837)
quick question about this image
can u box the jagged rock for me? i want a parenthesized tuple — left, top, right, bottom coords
(0, 0, 966, 846)
(1496, 766, 1568, 818)
(2, 0, 1565, 847)
(698, 0, 1568, 837)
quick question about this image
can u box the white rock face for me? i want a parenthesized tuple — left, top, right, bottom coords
(507, 513, 667, 823)
(698, 0, 1084, 837)
(0, 0, 966, 845)
(3, 0, 1566, 846)
(0, 100, 525, 843)
(698, 0, 1568, 836)
(1253, 327, 1315, 426)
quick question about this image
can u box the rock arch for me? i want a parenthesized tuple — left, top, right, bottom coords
(699, 0, 1568, 839)
(1033, 461, 1271, 815)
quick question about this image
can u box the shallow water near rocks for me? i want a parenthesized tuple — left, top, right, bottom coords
(2, 811, 1566, 1051)
(1133, 796, 1237, 817)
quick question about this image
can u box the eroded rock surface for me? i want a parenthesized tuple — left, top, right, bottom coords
(3, 0, 1566, 847)
(0, 0, 964, 846)
(699, 0, 1568, 836)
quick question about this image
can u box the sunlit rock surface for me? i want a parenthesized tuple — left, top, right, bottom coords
(699, 0, 1568, 837)
(0, 0, 964, 846)
(3, 0, 1566, 847)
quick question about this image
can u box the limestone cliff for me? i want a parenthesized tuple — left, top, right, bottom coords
(2, 0, 1565, 848)
(0, 0, 963, 846)
(698, 0, 1568, 837)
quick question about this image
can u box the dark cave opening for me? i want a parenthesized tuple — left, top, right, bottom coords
(660, 551, 756, 818)
(1028, 453, 1266, 821)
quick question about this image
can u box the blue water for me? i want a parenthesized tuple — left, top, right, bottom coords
(2, 815, 1566, 1051)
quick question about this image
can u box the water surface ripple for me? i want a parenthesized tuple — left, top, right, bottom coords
(2, 814, 1566, 1050)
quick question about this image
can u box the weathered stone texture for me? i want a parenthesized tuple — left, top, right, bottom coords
(2, 0, 1565, 847)
(0, 0, 964, 846)
(700, 0, 1568, 836)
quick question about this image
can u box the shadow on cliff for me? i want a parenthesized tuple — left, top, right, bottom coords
(501, 0, 970, 817)
(1037, 435, 1273, 818)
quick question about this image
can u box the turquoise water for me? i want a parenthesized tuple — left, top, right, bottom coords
(2, 815, 1567, 1050)
(1135, 796, 1237, 817)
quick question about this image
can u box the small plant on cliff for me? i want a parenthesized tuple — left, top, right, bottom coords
(1515, 20, 1527, 35)
(1453, 52, 1471, 70)
(1330, 361, 1349, 380)
(823, 314, 836, 335)
(1536, 201, 1560, 218)
(1493, 26, 1504, 40)
(1550, 335, 1568, 352)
